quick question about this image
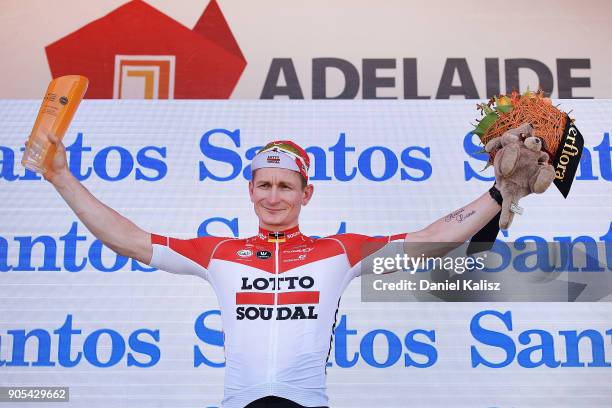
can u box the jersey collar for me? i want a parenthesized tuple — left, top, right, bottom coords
(257, 225, 303, 244)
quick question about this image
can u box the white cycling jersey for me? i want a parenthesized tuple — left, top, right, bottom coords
(148, 225, 406, 408)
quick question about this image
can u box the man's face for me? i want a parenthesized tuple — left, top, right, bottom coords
(249, 168, 313, 231)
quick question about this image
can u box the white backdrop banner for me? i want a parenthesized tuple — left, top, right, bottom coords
(0, 100, 611, 407)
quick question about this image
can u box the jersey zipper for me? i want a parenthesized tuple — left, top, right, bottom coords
(268, 239, 280, 391)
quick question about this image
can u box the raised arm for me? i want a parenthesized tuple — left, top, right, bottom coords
(404, 191, 501, 255)
(38, 133, 152, 264)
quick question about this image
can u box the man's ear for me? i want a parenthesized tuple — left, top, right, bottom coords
(248, 180, 255, 203)
(302, 184, 314, 206)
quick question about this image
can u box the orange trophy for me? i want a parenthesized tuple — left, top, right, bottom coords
(21, 75, 89, 173)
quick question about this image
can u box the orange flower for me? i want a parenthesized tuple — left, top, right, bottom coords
(510, 90, 520, 104)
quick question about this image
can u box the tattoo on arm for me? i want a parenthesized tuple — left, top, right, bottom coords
(444, 208, 464, 222)
(444, 208, 476, 223)
(458, 210, 476, 223)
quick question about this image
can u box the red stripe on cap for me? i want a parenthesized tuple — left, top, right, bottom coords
(278, 291, 320, 305)
(236, 292, 274, 305)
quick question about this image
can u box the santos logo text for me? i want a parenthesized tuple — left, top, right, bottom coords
(1, 310, 610, 369)
(3, 131, 609, 183)
(1, 130, 431, 183)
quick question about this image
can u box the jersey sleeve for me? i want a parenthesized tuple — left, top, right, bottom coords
(331, 232, 407, 278)
(148, 233, 230, 281)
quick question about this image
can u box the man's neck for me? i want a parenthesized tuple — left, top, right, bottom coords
(258, 222, 299, 233)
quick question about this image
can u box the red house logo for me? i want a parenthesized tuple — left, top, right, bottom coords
(45, 0, 246, 99)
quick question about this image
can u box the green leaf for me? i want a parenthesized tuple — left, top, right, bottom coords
(473, 112, 499, 136)
(496, 104, 513, 114)
(482, 105, 494, 115)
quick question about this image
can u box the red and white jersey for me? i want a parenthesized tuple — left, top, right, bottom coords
(148, 226, 406, 408)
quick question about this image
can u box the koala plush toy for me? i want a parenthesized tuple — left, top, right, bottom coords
(484, 123, 556, 229)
